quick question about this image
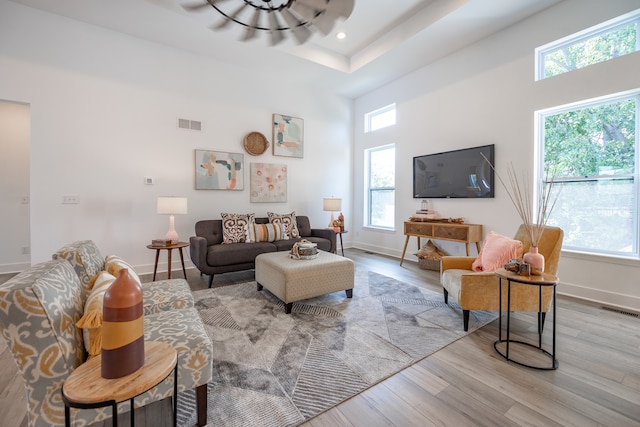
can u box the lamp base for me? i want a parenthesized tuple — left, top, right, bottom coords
(165, 215, 179, 244)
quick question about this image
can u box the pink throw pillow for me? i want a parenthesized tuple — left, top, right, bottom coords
(472, 231, 523, 272)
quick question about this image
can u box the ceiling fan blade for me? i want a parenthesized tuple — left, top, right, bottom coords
(182, 0, 229, 12)
(212, 3, 248, 30)
(280, 9, 312, 44)
(325, 0, 355, 19)
(268, 11, 285, 46)
(295, 0, 327, 10)
(289, 1, 319, 23)
(241, 8, 261, 41)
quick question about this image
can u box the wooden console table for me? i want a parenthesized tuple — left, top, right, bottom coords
(400, 221, 483, 266)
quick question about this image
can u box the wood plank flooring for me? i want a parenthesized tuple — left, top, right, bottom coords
(1, 249, 639, 426)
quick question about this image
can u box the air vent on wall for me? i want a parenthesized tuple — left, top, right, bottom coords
(177, 118, 202, 131)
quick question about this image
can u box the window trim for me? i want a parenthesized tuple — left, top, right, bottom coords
(365, 144, 396, 230)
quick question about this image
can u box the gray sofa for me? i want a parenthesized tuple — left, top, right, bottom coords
(190, 215, 335, 287)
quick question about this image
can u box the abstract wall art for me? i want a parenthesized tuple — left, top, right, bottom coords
(250, 162, 287, 202)
(195, 150, 244, 190)
(272, 113, 303, 158)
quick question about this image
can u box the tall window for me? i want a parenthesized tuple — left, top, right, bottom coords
(540, 92, 638, 257)
(365, 104, 396, 132)
(536, 9, 640, 80)
(366, 144, 395, 229)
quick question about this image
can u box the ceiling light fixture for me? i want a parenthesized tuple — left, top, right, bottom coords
(183, 0, 355, 46)
(336, 31, 346, 40)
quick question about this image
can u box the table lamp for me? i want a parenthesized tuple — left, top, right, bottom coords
(323, 197, 342, 228)
(157, 196, 188, 244)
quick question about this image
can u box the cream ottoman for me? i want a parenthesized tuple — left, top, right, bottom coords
(255, 251, 354, 313)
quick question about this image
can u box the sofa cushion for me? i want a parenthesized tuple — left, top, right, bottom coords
(471, 231, 523, 272)
(207, 241, 277, 266)
(221, 212, 255, 243)
(142, 307, 214, 400)
(295, 215, 312, 237)
(52, 240, 105, 298)
(246, 222, 288, 243)
(268, 211, 300, 238)
(140, 278, 194, 314)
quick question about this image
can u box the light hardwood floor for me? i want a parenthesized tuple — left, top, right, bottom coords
(1, 249, 639, 426)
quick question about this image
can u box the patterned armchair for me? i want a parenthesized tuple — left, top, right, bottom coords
(0, 241, 213, 426)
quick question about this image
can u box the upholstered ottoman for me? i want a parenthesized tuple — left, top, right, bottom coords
(255, 251, 354, 313)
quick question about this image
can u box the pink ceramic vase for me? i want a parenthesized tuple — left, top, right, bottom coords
(523, 246, 545, 275)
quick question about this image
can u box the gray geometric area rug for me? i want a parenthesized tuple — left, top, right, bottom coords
(176, 269, 496, 426)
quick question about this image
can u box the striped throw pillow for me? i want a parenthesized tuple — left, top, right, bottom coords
(246, 223, 288, 243)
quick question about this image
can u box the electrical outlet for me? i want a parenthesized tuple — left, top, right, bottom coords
(144, 177, 154, 185)
(61, 195, 79, 204)
(22, 246, 30, 255)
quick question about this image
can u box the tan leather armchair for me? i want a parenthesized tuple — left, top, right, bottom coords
(440, 224, 563, 331)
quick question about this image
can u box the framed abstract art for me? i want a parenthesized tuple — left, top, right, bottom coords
(250, 163, 287, 202)
(194, 150, 244, 190)
(272, 113, 303, 158)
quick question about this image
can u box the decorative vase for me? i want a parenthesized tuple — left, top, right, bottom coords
(523, 246, 545, 275)
(101, 268, 145, 379)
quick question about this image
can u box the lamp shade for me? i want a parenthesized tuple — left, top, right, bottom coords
(323, 197, 342, 212)
(157, 197, 187, 215)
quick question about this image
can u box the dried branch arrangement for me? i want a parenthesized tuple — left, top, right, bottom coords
(481, 153, 559, 247)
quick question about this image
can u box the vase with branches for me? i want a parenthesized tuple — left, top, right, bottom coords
(481, 153, 560, 274)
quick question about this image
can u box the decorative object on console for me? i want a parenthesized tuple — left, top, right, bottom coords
(182, 0, 354, 46)
(250, 163, 288, 202)
(481, 153, 560, 275)
(323, 197, 341, 228)
(195, 149, 244, 190)
(273, 114, 304, 158)
(157, 196, 188, 244)
(101, 268, 144, 379)
(414, 239, 448, 271)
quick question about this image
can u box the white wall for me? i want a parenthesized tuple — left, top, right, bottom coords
(0, 1, 352, 273)
(353, 0, 640, 311)
(0, 101, 30, 273)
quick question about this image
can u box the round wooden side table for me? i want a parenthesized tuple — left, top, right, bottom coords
(147, 241, 189, 280)
(493, 268, 559, 370)
(62, 341, 178, 427)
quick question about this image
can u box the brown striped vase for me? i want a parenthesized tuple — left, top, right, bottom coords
(101, 268, 145, 378)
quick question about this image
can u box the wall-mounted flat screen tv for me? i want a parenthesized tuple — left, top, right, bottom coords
(413, 144, 495, 199)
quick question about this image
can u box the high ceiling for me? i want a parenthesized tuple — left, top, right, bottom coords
(10, 0, 564, 98)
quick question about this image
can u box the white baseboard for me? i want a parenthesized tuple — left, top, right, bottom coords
(558, 281, 640, 313)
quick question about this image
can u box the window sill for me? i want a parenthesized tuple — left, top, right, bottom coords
(562, 249, 640, 267)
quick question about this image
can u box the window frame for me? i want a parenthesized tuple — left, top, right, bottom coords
(364, 103, 396, 133)
(365, 144, 396, 230)
(535, 8, 640, 81)
(536, 90, 640, 258)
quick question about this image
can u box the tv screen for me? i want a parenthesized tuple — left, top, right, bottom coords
(413, 144, 494, 199)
